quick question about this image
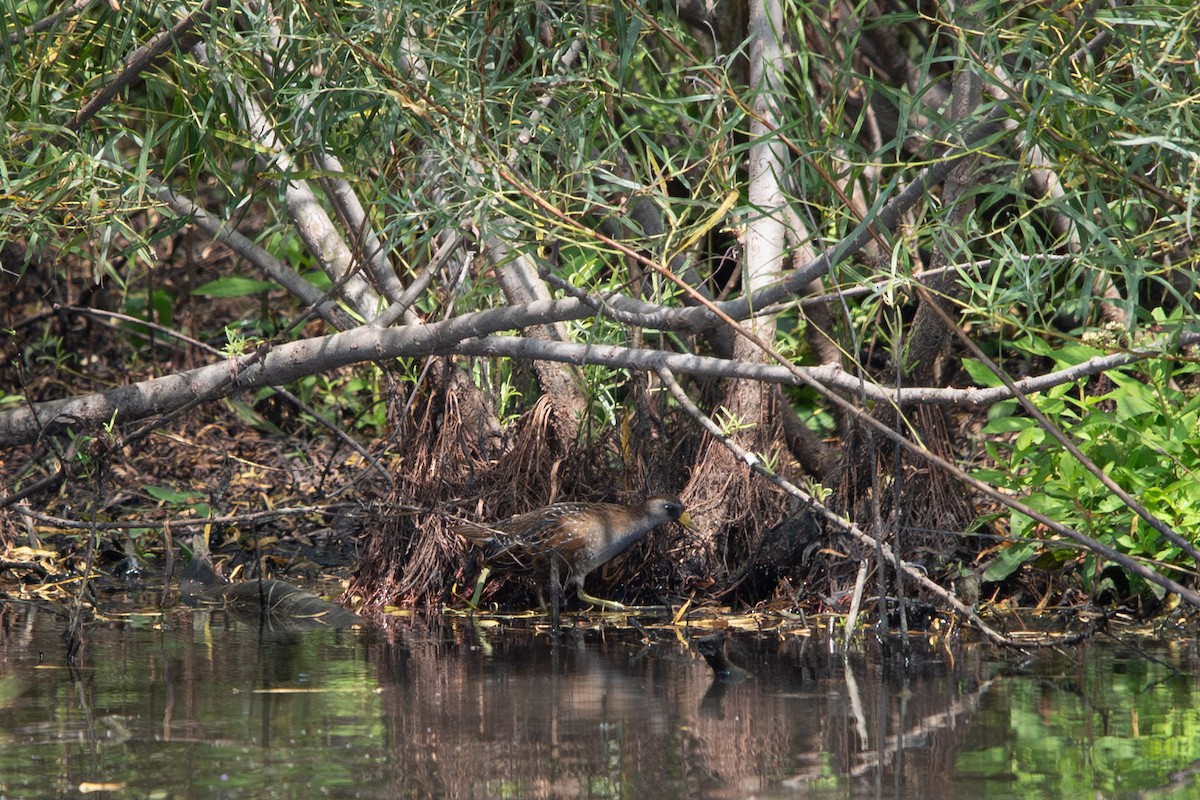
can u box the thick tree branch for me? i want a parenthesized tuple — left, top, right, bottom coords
(6, 311, 1197, 449)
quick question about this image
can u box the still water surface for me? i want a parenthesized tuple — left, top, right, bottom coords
(1, 603, 1198, 799)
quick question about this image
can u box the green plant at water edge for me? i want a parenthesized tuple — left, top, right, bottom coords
(971, 336, 1200, 600)
(146, 485, 212, 519)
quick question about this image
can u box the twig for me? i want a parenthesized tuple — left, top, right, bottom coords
(658, 313, 1200, 609)
(916, 283, 1200, 566)
(150, 180, 355, 330)
(370, 233, 464, 327)
(60, 306, 393, 489)
(8, 0, 96, 45)
(64, 2, 213, 138)
(9, 503, 363, 531)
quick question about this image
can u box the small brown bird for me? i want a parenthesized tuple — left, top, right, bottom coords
(455, 495, 697, 614)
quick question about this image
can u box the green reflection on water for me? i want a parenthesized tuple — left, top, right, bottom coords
(2, 606, 1200, 800)
(0, 608, 384, 799)
(955, 647, 1200, 799)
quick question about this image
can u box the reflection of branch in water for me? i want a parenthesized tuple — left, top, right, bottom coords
(781, 674, 1003, 790)
(181, 533, 364, 631)
(843, 656, 869, 749)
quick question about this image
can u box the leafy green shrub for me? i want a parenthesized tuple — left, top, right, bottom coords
(972, 337, 1200, 599)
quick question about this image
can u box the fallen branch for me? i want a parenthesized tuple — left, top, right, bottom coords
(5, 318, 1198, 450)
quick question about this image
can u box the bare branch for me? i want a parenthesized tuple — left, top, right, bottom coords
(8, 0, 96, 45)
(150, 179, 356, 330)
(195, 43, 381, 320)
(8, 303, 1195, 451)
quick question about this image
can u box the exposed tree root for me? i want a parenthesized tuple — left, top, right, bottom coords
(347, 361, 706, 611)
(672, 380, 801, 596)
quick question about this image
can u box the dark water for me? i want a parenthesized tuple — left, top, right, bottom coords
(1, 603, 1198, 799)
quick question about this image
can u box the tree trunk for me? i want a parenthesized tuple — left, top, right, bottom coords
(489, 240, 589, 452)
(678, 0, 789, 589)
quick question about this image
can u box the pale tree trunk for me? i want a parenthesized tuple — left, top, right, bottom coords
(680, 0, 789, 585)
(489, 240, 589, 453)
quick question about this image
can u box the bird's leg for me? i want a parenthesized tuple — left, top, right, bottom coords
(576, 586, 667, 614)
(548, 561, 563, 635)
(469, 565, 492, 609)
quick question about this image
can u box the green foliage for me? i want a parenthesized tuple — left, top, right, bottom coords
(714, 406, 755, 436)
(192, 276, 279, 298)
(145, 484, 211, 518)
(3, 0, 1191, 337)
(123, 288, 175, 328)
(4, 0, 1200, 574)
(283, 367, 389, 435)
(973, 332, 1200, 597)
